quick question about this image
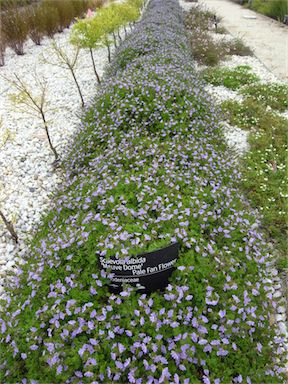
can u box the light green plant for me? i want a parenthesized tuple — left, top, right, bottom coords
(241, 82, 288, 112)
(202, 65, 260, 90)
(71, 19, 103, 83)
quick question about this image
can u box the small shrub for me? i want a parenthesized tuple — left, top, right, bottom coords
(1, 5, 29, 55)
(50, 0, 76, 31)
(40, 3, 61, 38)
(202, 65, 260, 90)
(26, 5, 47, 45)
(216, 25, 227, 34)
(71, 0, 90, 17)
(226, 37, 253, 56)
(189, 31, 229, 66)
(241, 83, 288, 112)
(90, 0, 105, 10)
(184, 4, 215, 31)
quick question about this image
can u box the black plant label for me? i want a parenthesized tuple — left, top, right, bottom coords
(99, 242, 179, 293)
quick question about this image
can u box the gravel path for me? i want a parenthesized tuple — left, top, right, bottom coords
(199, 0, 288, 82)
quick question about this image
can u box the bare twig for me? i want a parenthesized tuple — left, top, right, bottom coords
(0, 210, 18, 243)
(43, 41, 85, 107)
(5, 72, 59, 161)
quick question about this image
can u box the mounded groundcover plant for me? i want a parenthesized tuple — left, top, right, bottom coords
(0, 0, 286, 383)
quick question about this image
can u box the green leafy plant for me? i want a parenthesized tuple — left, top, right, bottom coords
(240, 122, 288, 269)
(1, 5, 29, 55)
(221, 98, 287, 129)
(71, 18, 103, 83)
(26, 5, 47, 45)
(202, 65, 260, 90)
(241, 83, 288, 112)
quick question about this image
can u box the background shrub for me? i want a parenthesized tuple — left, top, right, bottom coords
(26, 4, 47, 45)
(39, 2, 60, 38)
(1, 5, 29, 55)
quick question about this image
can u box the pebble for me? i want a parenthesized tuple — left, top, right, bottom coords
(278, 306, 286, 315)
(273, 291, 283, 299)
(278, 322, 288, 336)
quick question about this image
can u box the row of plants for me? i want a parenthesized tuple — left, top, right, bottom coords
(0, 0, 144, 245)
(185, 4, 288, 272)
(71, 0, 142, 82)
(230, 0, 288, 23)
(0, 0, 38, 9)
(0, 0, 105, 66)
(0, 0, 286, 382)
(217, 72, 287, 270)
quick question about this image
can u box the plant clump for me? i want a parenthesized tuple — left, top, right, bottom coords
(0, 0, 286, 383)
(241, 82, 288, 112)
(184, 6, 252, 66)
(1, 5, 29, 55)
(202, 65, 260, 90)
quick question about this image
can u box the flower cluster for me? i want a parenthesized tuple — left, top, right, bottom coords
(0, 0, 286, 383)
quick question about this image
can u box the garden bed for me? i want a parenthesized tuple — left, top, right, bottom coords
(0, 0, 287, 382)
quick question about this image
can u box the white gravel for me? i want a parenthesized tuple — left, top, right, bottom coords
(0, 28, 112, 289)
(220, 121, 250, 155)
(220, 54, 280, 83)
(204, 84, 244, 103)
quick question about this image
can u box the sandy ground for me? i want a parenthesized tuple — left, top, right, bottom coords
(197, 0, 288, 82)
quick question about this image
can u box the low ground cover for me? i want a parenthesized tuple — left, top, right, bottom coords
(240, 83, 288, 112)
(0, 0, 286, 383)
(221, 97, 288, 269)
(202, 65, 260, 90)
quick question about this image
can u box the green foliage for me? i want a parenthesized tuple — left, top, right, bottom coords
(221, 96, 288, 269)
(39, 3, 60, 38)
(250, 0, 288, 21)
(241, 83, 288, 112)
(26, 4, 47, 45)
(221, 98, 287, 130)
(240, 122, 288, 269)
(0, 0, 38, 10)
(44, 0, 76, 32)
(71, 17, 103, 49)
(1, 5, 29, 55)
(71, 0, 142, 53)
(202, 65, 260, 90)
